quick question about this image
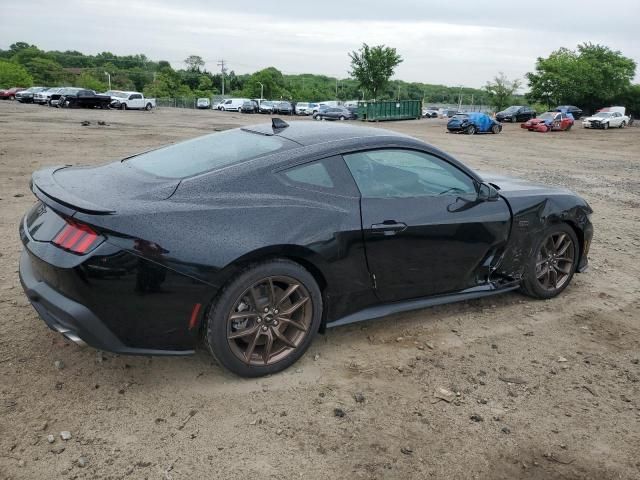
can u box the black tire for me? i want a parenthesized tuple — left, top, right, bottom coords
(603, 122, 609, 130)
(511, 116, 517, 123)
(120, 103, 127, 110)
(339, 116, 346, 121)
(466, 125, 477, 135)
(205, 259, 322, 377)
(145, 103, 152, 111)
(565, 123, 572, 131)
(619, 121, 626, 129)
(491, 124, 501, 134)
(520, 223, 579, 299)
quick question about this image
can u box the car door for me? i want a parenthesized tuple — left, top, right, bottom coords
(610, 112, 622, 127)
(129, 94, 143, 109)
(343, 148, 512, 302)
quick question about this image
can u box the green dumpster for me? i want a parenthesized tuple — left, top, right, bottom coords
(357, 100, 422, 121)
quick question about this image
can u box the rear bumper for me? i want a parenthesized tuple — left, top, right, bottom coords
(19, 249, 194, 356)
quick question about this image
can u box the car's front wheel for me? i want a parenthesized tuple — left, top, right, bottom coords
(205, 259, 322, 377)
(466, 125, 477, 135)
(520, 224, 579, 299)
(491, 124, 501, 134)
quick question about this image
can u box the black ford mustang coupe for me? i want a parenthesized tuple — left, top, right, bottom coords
(19, 120, 593, 377)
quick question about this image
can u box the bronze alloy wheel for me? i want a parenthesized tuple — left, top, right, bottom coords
(535, 232, 575, 291)
(226, 276, 312, 366)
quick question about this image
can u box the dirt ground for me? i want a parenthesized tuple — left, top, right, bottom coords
(0, 102, 639, 480)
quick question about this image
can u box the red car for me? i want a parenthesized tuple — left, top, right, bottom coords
(0, 87, 25, 100)
(521, 111, 574, 132)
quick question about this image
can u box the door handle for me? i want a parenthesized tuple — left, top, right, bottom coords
(371, 221, 407, 236)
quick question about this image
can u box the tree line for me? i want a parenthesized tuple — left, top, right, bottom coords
(0, 41, 637, 114)
(0, 41, 486, 104)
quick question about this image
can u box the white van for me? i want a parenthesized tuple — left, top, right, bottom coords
(219, 98, 249, 112)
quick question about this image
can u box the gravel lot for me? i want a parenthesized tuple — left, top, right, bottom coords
(0, 102, 639, 480)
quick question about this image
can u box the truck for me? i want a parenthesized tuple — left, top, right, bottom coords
(109, 91, 156, 111)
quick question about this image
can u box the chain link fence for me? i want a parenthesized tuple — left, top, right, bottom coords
(156, 96, 228, 109)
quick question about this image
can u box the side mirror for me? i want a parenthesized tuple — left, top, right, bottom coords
(477, 182, 499, 202)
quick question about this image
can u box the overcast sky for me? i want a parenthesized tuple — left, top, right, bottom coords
(2, 0, 639, 88)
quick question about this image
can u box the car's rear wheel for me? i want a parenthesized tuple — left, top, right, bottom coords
(520, 224, 578, 299)
(145, 103, 152, 111)
(619, 121, 626, 129)
(339, 115, 346, 121)
(565, 124, 572, 131)
(205, 259, 322, 377)
(512, 116, 517, 123)
(466, 125, 477, 135)
(603, 122, 609, 130)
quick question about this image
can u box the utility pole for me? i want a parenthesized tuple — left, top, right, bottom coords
(257, 81, 264, 100)
(104, 72, 111, 90)
(217, 60, 227, 96)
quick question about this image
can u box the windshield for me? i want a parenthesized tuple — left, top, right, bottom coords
(62, 88, 82, 94)
(594, 112, 612, 118)
(452, 114, 469, 120)
(261, 101, 273, 106)
(503, 106, 522, 113)
(540, 112, 555, 120)
(127, 129, 294, 179)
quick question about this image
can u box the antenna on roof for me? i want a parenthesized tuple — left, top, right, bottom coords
(272, 118, 289, 130)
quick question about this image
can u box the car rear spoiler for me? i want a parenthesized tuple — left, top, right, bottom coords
(31, 166, 115, 215)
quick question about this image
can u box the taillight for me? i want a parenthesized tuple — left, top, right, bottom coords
(52, 219, 104, 254)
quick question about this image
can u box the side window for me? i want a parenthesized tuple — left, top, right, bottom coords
(343, 149, 476, 198)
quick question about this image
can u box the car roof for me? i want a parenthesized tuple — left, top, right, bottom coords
(242, 120, 407, 147)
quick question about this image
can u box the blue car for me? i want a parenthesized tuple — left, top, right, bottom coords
(447, 112, 502, 135)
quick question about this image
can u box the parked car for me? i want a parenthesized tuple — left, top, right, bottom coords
(496, 106, 536, 123)
(219, 98, 248, 112)
(422, 108, 439, 118)
(555, 105, 583, 120)
(447, 112, 502, 134)
(240, 100, 258, 113)
(213, 99, 227, 110)
(346, 106, 359, 120)
(34, 87, 63, 105)
(311, 105, 331, 119)
(16, 87, 49, 103)
(295, 102, 315, 115)
(441, 109, 460, 118)
(19, 120, 593, 377)
(0, 87, 25, 100)
(582, 107, 629, 129)
(49, 87, 82, 107)
(196, 98, 211, 109)
(109, 91, 155, 110)
(59, 89, 112, 109)
(258, 100, 275, 114)
(273, 101, 294, 115)
(522, 112, 574, 132)
(313, 106, 356, 121)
